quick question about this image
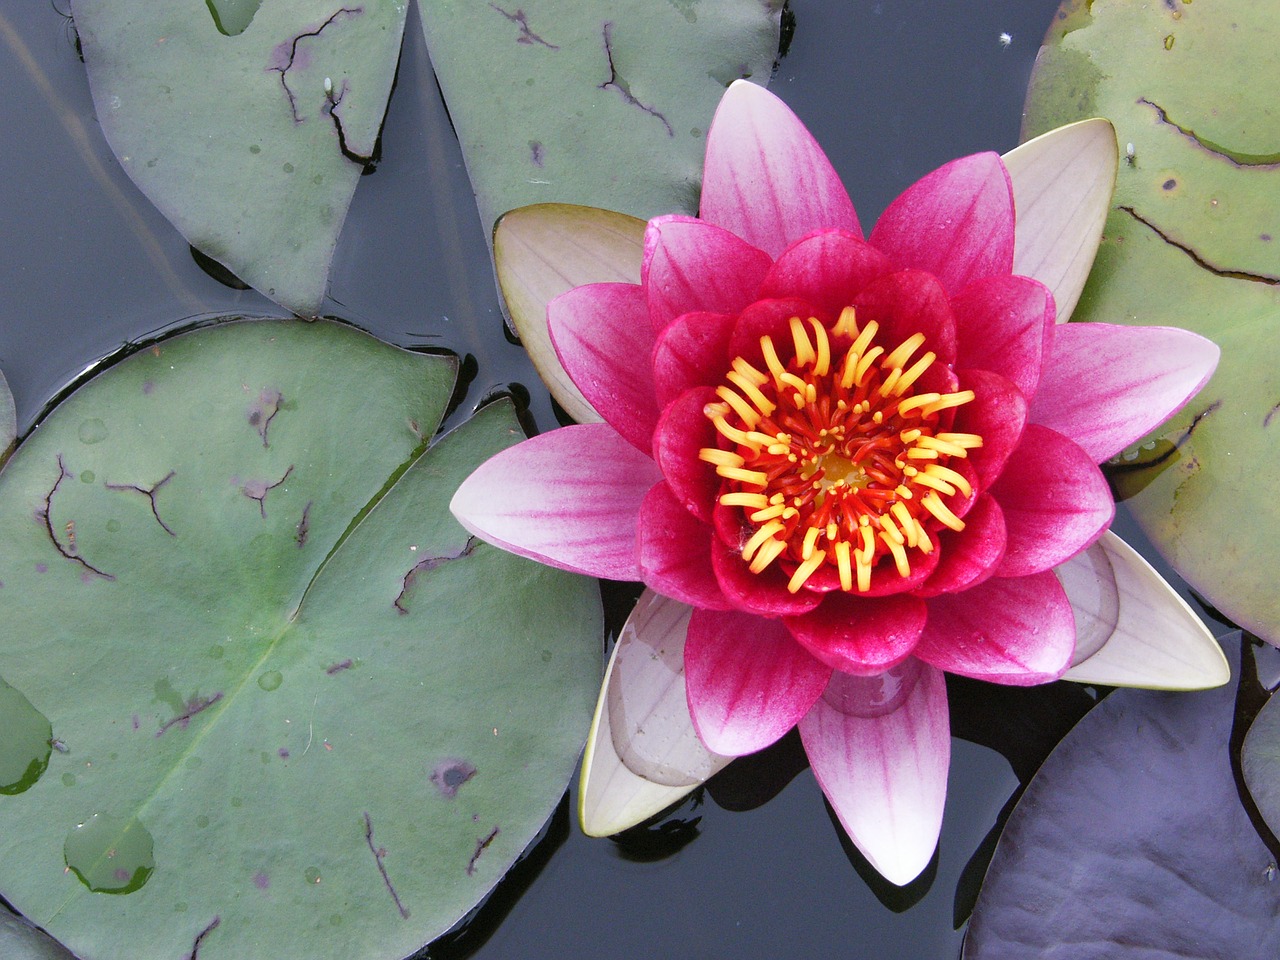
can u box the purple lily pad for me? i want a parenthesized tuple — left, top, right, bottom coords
(964, 636, 1280, 959)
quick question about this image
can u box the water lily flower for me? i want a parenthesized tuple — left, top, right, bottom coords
(452, 81, 1227, 885)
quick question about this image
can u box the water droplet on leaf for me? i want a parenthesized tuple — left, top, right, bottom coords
(63, 813, 155, 894)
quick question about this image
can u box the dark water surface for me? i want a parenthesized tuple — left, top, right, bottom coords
(0, 2, 1126, 958)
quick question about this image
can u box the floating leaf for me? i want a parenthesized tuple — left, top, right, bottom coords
(0, 911, 75, 960)
(964, 638, 1280, 958)
(72, 0, 407, 315)
(0, 678, 52, 796)
(1023, 0, 1280, 642)
(419, 0, 783, 240)
(0, 319, 602, 960)
(1243, 688, 1280, 840)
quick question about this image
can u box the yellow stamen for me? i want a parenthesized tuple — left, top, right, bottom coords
(749, 537, 787, 574)
(882, 333, 926, 372)
(921, 390, 976, 417)
(857, 524, 875, 564)
(760, 336, 788, 389)
(802, 525, 821, 560)
(881, 532, 911, 577)
(790, 316, 816, 367)
(834, 541, 853, 591)
(905, 446, 939, 460)
(893, 351, 936, 395)
(719, 492, 769, 509)
(880, 366, 904, 397)
(699, 448, 744, 468)
(717, 466, 768, 486)
(727, 371, 777, 416)
(879, 512, 905, 546)
(856, 551, 872, 592)
(715, 385, 761, 427)
(891, 502, 918, 547)
(911, 472, 956, 496)
(896, 392, 942, 416)
(742, 521, 786, 562)
(749, 504, 788, 523)
(852, 346, 886, 388)
(833, 306, 859, 338)
(731, 357, 769, 387)
(935, 432, 984, 449)
(921, 492, 965, 532)
(849, 319, 879, 360)
(915, 435, 969, 457)
(922, 463, 973, 497)
(809, 318, 831, 376)
(709, 409, 761, 452)
(787, 552, 826, 593)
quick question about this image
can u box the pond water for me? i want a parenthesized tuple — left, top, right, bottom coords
(0, 1, 1239, 958)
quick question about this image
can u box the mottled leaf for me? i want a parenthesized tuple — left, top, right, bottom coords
(0, 319, 602, 960)
(1023, 0, 1280, 642)
(419, 0, 782, 240)
(71, 0, 406, 315)
(965, 638, 1280, 959)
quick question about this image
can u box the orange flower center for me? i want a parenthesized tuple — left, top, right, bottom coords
(699, 307, 982, 594)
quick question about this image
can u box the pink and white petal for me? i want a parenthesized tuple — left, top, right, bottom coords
(450, 424, 660, 581)
(784, 593, 926, 676)
(914, 494, 1007, 598)
(799, 660, 950, 886)
(638, 482, 733, 610)
(1029, 324, 1220, 462)
(869, 153, 1015, 294)
(651, 311, 736, 406)
(954, 368, 1027, 488)
(685, 608, 831, 756)
(1002, 119, 1117, 326)
(952, 275, 1054, 399)
(1060, 532, 1230, 690)
(701, 80, 860, 257)
(915, 570, 1076, 684)
(652, 386, 722, 523)
(495, 203, 645, 424)
(852, 269, 958, 365)
(642, 215, 772, 334)
(581, 591, 732, 835)
(710, 538, 825, 617)
(549, 282, 659, 453)
(759, 230, 893, 322)
(989, 425, 1114, 578)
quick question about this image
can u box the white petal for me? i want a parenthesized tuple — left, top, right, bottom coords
(1003, 118, 1117, 325)
(799, 660, 950, 886)
(494, 203, 645, 423)
(579, 590, 732, 836)
(1060, 531, 1230, 689)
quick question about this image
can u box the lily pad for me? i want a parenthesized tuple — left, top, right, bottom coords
(1022, 0, 1280, 642)
(71, 0, 407, 316)
(0, 911, 75, 960)
(1242, 687, 1280, 841)
(0, 319, 602, 960)
(964, 637, 1280, 958)
(418, 0, 783, 240)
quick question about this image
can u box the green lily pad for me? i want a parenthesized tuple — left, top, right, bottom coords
(0, 319, 602, 960)
(1242, 687, 1280, 839)
(0, 911, 75, 960)
(1023, 0, 1280, 642)
(418, 0, 783, 240)
(72, 0, 407, 316)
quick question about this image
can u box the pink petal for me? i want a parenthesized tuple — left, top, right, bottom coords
(548, 282, 659, 453)
(685, 607, 831, 756)
(651, 386, 721, 523)
(450, 424, 661, 581)
(954, 367, 1027, 488)
(1029, 323, 1220, 462)
(784, 593, 926, 675)
(642, 215, 772, 334)
(914, 570, 1076, 684)
(709, 531, 824, 617)
(651, 311, 736, 406)
(852, 270, 958, 366)
(700, 80, 860, 258)
(799, 659, 950, 886)
(952, 275, 1054, 399)
(637, 482, 733, 610)
(759, 230, 893, 322)
(914, 494, 1007, 598)
(869, 153, 1015, 294)
(989, 425, 1114, 578)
